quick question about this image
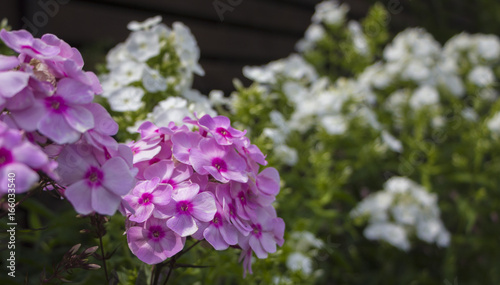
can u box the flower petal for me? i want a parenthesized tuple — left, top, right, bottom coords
(92, 185, 121, 215)
(102, 157, 135, 196)
(167, 214, 197, 237)
(64, 180, 93, 215)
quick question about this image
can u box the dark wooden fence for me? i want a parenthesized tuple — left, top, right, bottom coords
(0, 0, 328, 94)
(0, 0, 481, 94)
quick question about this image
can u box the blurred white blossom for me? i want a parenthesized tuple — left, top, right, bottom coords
(351, 177, 450, 250)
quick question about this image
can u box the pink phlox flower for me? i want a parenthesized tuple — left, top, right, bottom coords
(240, 207, 284, 259)
(171, 131, 202, 165)
(10, 77, 95, 144)
(189, 138, 248, 183)
(238, 246, 254, 277)
(124, 177, 172, 223)
(57, 144, 136, 215)
(247, 167, 281, 206)
(0, 55, 20, 71)
(127, 217, 184, 264)
(0, 29, 60, 59)
(198, 114, 246, 145)
(129, 140, 162, 164)
(143, 160, 192, 191)
(82, 103, 119, 151)
(0, 71, 30, 101)
(0, 122, 53, 194)
(203, 193, 239, 250)
(158, 183, 216, 237)
(230, 182, 258, 221)
(233, 137, 267, 172)
(217, 183, 251, 236)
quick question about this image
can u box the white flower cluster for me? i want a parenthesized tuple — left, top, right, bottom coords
(101, 16, 205, 112)
(243, 54, 318, 85)
(296, 0, 368, 57)
(350, 177, 450, 251)
(285, 231, 324, 276)
(126, 89, 217, 133)
(240, 53, 401, 162)
(101, 17, 217, 134)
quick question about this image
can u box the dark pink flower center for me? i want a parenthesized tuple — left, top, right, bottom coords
(149, 157, 161, 165)
(147, 225, 166, 242)
(228, 203, 236, 218)
(238, 191, 246, 205)
(0, 148, 13, 167)
(216, 127, 232, 138)
(139, 193, 153, 205)
(212, 158, 227, 172)
(211, 212, 223, 228)
(85, 166, 103, 187)
(162, 179, 177, 188)
(45, 96, 67, 113)
(251, 224, 262, 238)
(176, 201, 193, 215)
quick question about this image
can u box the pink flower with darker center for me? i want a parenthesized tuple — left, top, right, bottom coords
(158, 183, 216, 237)
(57, 144, 136, 215)
(124, 177, 172, 223)
(127, 217, 184, 264)
(198, 114, 246, 145)
(189, 138, 248, 183)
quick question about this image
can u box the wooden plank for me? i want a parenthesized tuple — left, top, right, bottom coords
(0, 0, 20, 27)
(38, 0, 298, 61)
(193, 59, 250, 94)
(81, 0, 313, 35)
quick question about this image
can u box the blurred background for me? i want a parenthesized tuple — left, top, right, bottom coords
(2, 1, 500, 284)
(2, 0, 499, 95)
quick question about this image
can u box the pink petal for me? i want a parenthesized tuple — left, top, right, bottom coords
(256, 167, 280, 196)
(205, 166, 228, 183)
(249, 236, 268, 259)
(56, 78, 94, 104)
(212, 116, 231, 128)
(102, 157, 135, 196)
(10, 100, 46, 132)
(191, 192, 217, 222)
(5, 87, 35, 110)
(144, 160, 173, 181)
(0, 55, 19, 71)
(222, 170, 248, 183)
(130, 204, 154, 223)
(0, 71, 30, 98)
(152, 187, 172, 205)
(127, 227, 165, 265)
(171, 163, 193, 183)
(188, 148, 211, 175)
(219, 223, 238, 246)
(159, 230, 184, 257)
(198, 114, 216, 129)
(91, 186, 121, 215)
(65, 105, 94, 133)
(204, 226, 229, 250)
(12, 141, 48, 168)
(167, 214, 197, 237)
(0, 163, 38, 194)
(64, 180, 93, 215)
(39, 112, 81, 144)
(0, 30, 33, 52)
(260, 232, 277, 254)
(224, 149, 247, 172)
(172, 183, 199, 202)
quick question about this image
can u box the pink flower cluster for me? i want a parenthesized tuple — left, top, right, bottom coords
(124, 115, 285, 274)
(0, 29, 136, 215)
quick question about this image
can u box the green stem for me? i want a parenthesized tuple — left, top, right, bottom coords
(98, 234, 109, 283)
(162, 260, 174, 285)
